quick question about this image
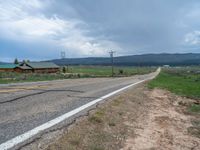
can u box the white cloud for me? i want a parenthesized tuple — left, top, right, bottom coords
(0, 0, 43, 20)
(185, 31, 200, 45)
(185, 4, 200, 19)
(2, 16, 71, 38)
(0, 0, 121, 57)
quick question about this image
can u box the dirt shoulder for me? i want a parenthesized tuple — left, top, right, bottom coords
(25, 82, 200, 150)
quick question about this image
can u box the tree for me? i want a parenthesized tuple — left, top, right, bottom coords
(14, 58, 19, 64)
(22, 59, 30, 63)
(62, 66, 66, 73)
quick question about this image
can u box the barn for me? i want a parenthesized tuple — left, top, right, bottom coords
(15, 62, 60, 73)
(0, 64, 17, 72)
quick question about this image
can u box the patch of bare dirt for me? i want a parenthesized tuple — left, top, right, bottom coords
(123, 89, 200, 150)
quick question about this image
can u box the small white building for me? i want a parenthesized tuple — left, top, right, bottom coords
(163, 65, 170, 68)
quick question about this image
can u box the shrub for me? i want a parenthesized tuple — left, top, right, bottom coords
(118, 69, 124, 74)
(62, 67, 66, 73)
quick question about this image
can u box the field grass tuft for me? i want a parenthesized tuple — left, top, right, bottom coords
(189, 104, 200, 113)
(88, 110, 105, 124)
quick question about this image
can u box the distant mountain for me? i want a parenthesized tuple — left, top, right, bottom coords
(51, 53, 200, 66)
(0, 62, 6, 65)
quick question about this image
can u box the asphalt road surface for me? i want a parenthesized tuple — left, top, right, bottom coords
(0, 71, 158, 147)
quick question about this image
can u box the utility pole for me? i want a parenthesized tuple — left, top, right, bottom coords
(61, 51, 66, 59)
(61, 51, 69, 72)
(109, 50, 115, 77)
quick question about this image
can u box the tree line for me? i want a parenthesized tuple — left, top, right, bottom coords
(14, 58, 30, 64)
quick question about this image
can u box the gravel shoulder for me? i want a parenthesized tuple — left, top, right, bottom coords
(22, 82, 200, 150)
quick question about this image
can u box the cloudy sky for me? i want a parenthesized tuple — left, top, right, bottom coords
(1, 0, 200, 62)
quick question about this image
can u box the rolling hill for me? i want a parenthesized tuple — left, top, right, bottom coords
(51, 53, 200, 66)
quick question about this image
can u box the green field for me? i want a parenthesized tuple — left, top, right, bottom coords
(68, 66, 156, 76)
(149, 67, 200, 99)
(0, 72, 69, 84)
(0, 66, 156, 84)
(148, 67, 200, 113)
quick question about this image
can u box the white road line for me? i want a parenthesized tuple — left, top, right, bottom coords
(0, 78, 151, 150)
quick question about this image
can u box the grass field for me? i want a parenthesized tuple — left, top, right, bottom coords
(68, 66, 156, 76)
(0, 72, 69, 84)
(0, 66, 156, 84)
(148, 66, 200, 113)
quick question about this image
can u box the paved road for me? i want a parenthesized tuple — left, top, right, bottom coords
(0, 71, 158, 146)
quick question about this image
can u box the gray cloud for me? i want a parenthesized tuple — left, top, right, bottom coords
(0, 0, 200, 61)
